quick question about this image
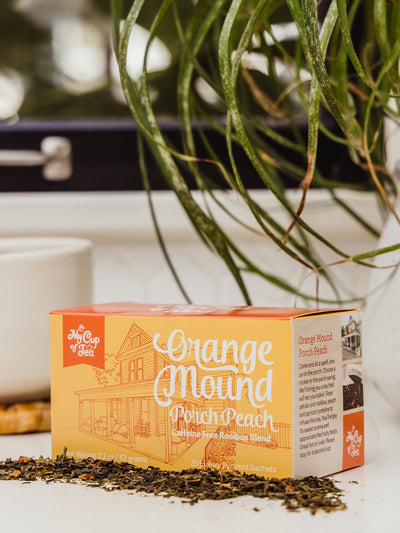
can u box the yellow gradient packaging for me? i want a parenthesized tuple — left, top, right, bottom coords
(50, 303, 364, 478)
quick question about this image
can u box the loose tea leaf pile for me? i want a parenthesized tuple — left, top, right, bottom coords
(0, 453, 346, 514)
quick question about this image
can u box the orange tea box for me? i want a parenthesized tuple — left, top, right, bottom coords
(50, 303, 364, 478)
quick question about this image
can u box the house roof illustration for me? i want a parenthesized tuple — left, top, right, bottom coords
(116, 322, 154, 361)
(343, 315, 361, 338)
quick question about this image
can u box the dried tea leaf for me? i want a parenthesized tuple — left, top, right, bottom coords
(0, 454, 347, 514)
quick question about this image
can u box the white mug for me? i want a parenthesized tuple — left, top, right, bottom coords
(0, 237, 92, 402)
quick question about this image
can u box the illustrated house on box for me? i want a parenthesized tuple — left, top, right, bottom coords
(342, 315, 361, 356)
(75, 323, 210, 464)
(76, 322, 242, 464)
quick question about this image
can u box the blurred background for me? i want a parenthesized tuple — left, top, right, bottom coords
(0, 0, 381, 309)
(0, 0, 227, 121)
(0, 0, 171, 120)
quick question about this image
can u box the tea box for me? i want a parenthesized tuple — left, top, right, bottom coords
(50, 303, 364, 478)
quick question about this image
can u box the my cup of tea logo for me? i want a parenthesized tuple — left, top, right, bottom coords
(63, 315, 105, 368)
(342, 410, 364, 469)
(346, 425, 363, 458)
(68, 325, 100, 356)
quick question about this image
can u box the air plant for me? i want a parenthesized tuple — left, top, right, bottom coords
(111, 0, 400, 305)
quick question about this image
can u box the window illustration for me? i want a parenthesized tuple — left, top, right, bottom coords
(129, 357, 143, 382)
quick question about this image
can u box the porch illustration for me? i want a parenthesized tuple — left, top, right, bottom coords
(75, 321, 292, 466)
(75, 322, 208, 465)
(76, 387, 206, 464)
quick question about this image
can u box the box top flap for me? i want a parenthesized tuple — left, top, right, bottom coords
(50, 302, 359, 319)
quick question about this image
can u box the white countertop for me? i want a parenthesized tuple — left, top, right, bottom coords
(0, 382, 398, 533)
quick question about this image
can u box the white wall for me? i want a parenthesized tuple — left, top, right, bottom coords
(0, 189, 382, 306)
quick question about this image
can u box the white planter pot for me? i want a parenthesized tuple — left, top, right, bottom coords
(0, 237, 92, 402)
(363, 194, 400, 412)
(362, 119, 400, 413)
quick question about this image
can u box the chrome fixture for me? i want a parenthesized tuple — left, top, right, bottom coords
(0, 136, 72, 181)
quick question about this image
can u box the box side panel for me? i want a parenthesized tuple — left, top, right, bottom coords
(51, 315, 294, 478)
(292, 311, 364, 477)
(50, 313, 65, 459)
